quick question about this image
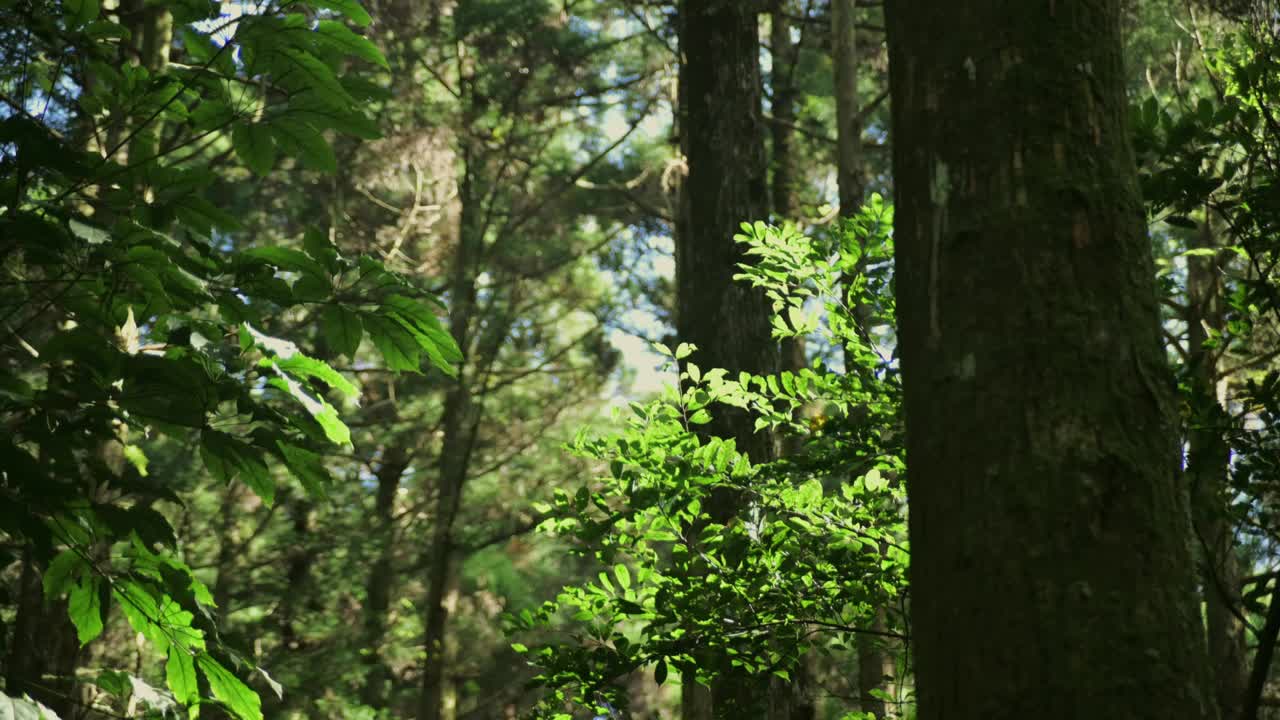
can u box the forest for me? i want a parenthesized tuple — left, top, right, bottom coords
(2, 0, 1280, 718)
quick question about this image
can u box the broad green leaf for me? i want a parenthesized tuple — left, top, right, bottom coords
(68, 218, 109, 245)
(864, 468, 888, 493)
(0, 691, 61, 720)
(242, 246, 330, 283)
(68, 575, 104, 645)
(42, 550, 84, 599)
(93, 670, 130, 699)
(322, 305, 363, 359)
(200, 431, 274, 506)
(167, 646, 198, 705)
(315, 21, 388, 68)
(312, 403, 352, 446)
(614, 564, 631, 591)
(278, 442, 331, 498)
(123, 444, 149, 476)
(64, 0, 98, 27)
(364, 315, 421, 372)
(197, 654, 263, 720)
(383, 295, 461, 360)
(275, 354, 357, 397)
(232, 123, 276, 176)
(310, 0, 372, 26)
(276, 48, 352, 109)
(270, 121, 337, 173)
(114, 581, 168, 652)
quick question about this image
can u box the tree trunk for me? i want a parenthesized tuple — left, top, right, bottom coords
(676, 1, 777, 718)
(4, 549, 80, 716)
(361, 447, 411, 708)
(833, 0, 864, 218)
(885, 3, 1217, 718)
(834, 3, 897, 716)
(418, 152, 482, 720)
(771, 0, 798, 222)
(1186, 213, 1245, 719)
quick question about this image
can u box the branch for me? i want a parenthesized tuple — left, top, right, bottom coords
(1244, 578, 1280, 720)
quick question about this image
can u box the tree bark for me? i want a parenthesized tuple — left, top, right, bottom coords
(418, 149, 482, 720)
(834, 3, 897, 716)
(676, 1, 777, 717)
(885, 2, 1217, 718)
(771, 0, 798, 222)
(3, 549, 80, 716)
(1186, 213, 1246, 719)
(361, 447, 411, 708)
(833, 0, 864, 218)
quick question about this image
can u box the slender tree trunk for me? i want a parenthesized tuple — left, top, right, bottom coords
(676, 1, 777, 718)
(771, 0, 798, 223)
(770, 8, 816, 718)
(833, 0, 864, 218)
(361, 447, 411, 708)
(885, 2, 1217, 718)
(833, 2, 896, 716)
(1187, 214, 1246, 719)
(418, 153, 482, 720)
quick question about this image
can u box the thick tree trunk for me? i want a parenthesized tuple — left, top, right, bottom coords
(1186, 215, 1246, 719)
(676, 2, 778, 718)
(885, 3, 1217, 718)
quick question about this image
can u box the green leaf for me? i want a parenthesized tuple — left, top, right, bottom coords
(114, 580, 168, 652)
(310, 0, 373, 26)
(197, 654, 263, 720)
(42, 550, 84, 599)
(0, 691, 61, 720)
(382, 294, 461, 375)
(278, 442, 331, 499)
(242, 246, 329, 283)
(68, 575, 104, 645)
(257, 667, 284, 700)
(94, 670, 130, 699)
(364, 314, 421, 372)
(64, 0, 98, 27)
(383, 295, 461, 359)
(315, 20, 388, 68)
(276, 48, 352, 109)
(123, 444, 149, 476)
(232, 123, 276, 176)
(275, 354, 358, 397)
(864, 468, 888, 492)
(322, 305, 363, 359)
(167, 646, 198, 705)
(270, 121, 337, 173)
(201, 431, 274, 506)
(614, 564, 631, 591)
(654, 658, 668, 685)
(312, 403, 352, 446)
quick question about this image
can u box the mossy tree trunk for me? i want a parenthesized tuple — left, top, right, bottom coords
(884, 2, 1217, 718)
